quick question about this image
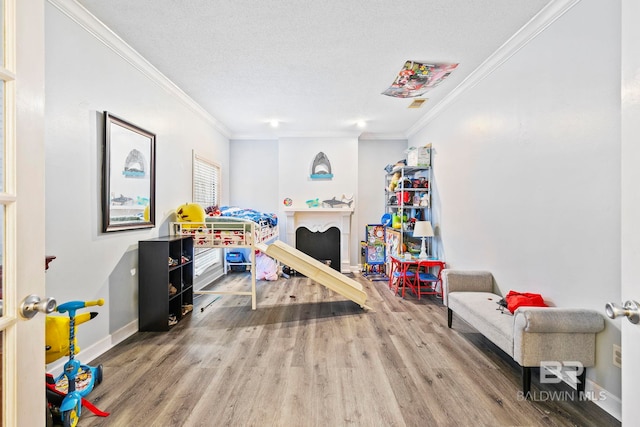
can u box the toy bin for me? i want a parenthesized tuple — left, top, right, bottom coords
(226, 251, 247, 272)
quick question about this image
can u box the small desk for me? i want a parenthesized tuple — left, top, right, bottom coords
(388, 255, 445, 299)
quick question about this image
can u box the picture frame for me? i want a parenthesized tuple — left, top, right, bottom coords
(102, 112, 156, 232)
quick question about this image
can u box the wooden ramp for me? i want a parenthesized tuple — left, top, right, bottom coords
(255, 240, 369, 309)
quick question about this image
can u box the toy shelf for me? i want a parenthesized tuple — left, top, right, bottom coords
(138, 235, 194, 331)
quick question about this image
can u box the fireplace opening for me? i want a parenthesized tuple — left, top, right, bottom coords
(296, 226, 340, 272)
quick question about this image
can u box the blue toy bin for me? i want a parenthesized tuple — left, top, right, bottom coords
(226, 251, 247, 272)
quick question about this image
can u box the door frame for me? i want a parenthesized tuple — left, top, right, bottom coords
(620, 0, 640, 424)
(1, 0, 47, 425)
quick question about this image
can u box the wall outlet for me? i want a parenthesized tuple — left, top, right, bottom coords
(613, 344, 622, 368)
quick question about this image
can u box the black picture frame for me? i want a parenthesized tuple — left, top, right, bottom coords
(102, 112, 156, 232)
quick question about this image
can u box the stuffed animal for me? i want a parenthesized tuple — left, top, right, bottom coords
(388, 172, 401, 192)
(256, 251, 279, 281)
(45, 312, 95, 364)
(176, 203, 206, 228)
(204, 205, 221, 216)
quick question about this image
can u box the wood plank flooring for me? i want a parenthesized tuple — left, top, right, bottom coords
(77, 273, 620, 427)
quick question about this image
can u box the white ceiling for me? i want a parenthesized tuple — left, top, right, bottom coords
(75, 0, 552, 139)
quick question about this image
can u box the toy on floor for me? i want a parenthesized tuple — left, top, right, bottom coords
(256, 251, 278, 281)
(46, 299, 109, 427)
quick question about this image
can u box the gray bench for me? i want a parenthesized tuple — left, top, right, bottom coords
(443, 269, 605, 395)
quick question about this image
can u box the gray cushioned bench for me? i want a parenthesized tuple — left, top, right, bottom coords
(443, 270, 605, 395)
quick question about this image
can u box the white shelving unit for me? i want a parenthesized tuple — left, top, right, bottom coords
(384, 164, 432, 261)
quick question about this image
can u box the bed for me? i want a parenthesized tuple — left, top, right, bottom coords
(171, 206, 279, 309)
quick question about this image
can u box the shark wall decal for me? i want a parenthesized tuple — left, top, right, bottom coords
(322, 194, 354, 208)
(310, 152, 333, 179)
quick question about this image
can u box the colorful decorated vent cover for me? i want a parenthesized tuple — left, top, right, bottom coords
(382, 61, 458, 98)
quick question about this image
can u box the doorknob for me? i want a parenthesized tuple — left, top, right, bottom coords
(19, 294, 57, 319)
(605, 300, 640, 324)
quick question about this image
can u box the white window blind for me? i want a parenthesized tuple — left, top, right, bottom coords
(193, 154, 219, 208)
(192, 153, 221, 275)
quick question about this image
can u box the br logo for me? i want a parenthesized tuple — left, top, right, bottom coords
(540, 361, 584, 384)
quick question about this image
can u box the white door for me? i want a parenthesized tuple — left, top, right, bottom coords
(0, 0, 48, 425)
(620, 0, 640, 423)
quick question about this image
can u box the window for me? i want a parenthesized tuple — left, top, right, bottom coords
(193, 153, 219, 208)
(192, 152, 221, 277)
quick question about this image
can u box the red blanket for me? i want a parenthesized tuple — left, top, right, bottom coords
(505, 291, 547, 313)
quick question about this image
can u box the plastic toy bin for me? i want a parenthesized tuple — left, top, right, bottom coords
(226, 251, 247, 272)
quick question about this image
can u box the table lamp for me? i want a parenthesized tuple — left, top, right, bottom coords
(413, 221, 434, 259)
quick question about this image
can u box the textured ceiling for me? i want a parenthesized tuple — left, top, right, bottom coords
(76, 0, 552, 139)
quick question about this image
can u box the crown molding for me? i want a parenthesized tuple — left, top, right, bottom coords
(47, 0, 232, 138)
(358, 132, 407, 141)
(231, 130, 363, 140)
(230, 130, 408, 141)
(406, 0, 582, 138)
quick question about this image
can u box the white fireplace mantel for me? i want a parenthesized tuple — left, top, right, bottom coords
(283, 207, 354, 273)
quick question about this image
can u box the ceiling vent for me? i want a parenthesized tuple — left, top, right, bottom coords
(408, 98, 428, 109)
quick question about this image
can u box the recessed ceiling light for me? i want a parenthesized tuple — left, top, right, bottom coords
(269, 120, 279, 128)
(356, 120, 366, 128)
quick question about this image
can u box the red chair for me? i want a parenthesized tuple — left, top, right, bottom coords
(414, 260, 445, 299)
(388, 256, 416, 297)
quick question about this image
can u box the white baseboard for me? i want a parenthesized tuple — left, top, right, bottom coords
(587, 379, 621, 422)
(542, 365, 621, 421)
(46, 319, 139, 376)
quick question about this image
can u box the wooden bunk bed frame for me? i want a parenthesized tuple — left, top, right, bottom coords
(171, 218, 279, 310)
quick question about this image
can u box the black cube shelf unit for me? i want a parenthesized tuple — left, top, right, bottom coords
(138, 235, 194, 331)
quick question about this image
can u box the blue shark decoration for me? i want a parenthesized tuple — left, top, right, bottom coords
(310, 152, 333, 180)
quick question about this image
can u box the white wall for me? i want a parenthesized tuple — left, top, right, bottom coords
(229, 139, 279, 214)
(277, 137, 358, 209)
(44, 2, 230, 351)
(357, 139, 408, 262)
(230, 137, 408, 270)
(409, 0, 621, 404)
(278, 137, 359, 264)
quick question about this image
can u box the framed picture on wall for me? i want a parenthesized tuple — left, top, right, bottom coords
(102, 112, 156, 232)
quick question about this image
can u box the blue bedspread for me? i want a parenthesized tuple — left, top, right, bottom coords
(218, 206, 278, 227)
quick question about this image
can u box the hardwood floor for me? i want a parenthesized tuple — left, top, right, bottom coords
(78, 273, 620, 426)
